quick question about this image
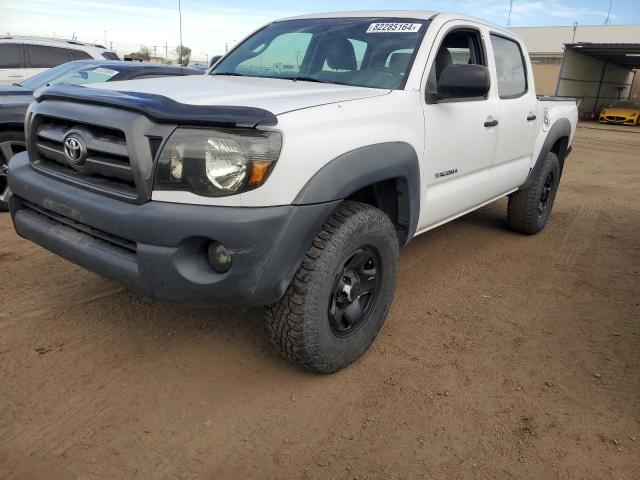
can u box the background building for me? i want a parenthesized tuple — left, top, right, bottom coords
(511, 25, 640, 117)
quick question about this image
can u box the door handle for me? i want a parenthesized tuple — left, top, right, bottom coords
(527, 114, 537, 121)
(484, 119, 498, 127)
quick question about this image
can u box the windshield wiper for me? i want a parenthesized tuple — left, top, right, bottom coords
(210, 72, 246, 77)
(286, 76, 330, 84)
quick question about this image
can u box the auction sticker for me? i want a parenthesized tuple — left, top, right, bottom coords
(366, 23, 422, 33)
(92, 67, 119, 78)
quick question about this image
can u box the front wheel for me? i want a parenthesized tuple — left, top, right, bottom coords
(0, 131, 26, 212)
(266, 201, 399, 373)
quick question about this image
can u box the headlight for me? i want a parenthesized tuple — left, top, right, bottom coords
(155, 127, 282, 197)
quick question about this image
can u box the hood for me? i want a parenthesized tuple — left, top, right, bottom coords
(90, 75, 390, 115)
(602, 107, 639, 116)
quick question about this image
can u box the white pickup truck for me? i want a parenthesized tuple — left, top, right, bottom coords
(7, 11, 577, 372)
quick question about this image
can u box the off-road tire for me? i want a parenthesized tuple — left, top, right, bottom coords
(507, 151, 560, 235)
(266, 201, 399, 373)
(0, 130, 26, 212)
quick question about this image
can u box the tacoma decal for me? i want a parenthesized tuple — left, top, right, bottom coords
(434, 168, 458, 179)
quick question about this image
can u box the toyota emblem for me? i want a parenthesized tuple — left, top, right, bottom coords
(63, 134, 87, 167)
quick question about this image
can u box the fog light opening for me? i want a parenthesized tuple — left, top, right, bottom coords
(207, 241, 232, 273)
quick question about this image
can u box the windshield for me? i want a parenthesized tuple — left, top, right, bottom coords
(212, 18, 430, 90)
(611, 101, 640, 109)
(19, 63, 122, 89)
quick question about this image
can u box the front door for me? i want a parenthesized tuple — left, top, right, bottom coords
(0, 44, 27, 87)
(419, 24, 499, 230)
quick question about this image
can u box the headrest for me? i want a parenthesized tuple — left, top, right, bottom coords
(326, 38, 357, 71)
(435, 48, 452, 79)
(388, 52, 412, 73)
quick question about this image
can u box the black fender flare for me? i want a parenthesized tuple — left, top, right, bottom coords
(519, 118, 571, 190)
(293, 142, 420, 246)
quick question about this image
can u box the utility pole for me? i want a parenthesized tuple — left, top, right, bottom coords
(104, 30, 107, 45)
(165, 42, 168, 63)
(153, 45, 157, 60)
(604, 0, 613, 25)
(506, 0, 513, 28)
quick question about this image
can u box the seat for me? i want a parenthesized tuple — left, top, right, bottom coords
(435, 47, 452, 80)
(325, 38, 357, 71)
(388, 52, 412, 75)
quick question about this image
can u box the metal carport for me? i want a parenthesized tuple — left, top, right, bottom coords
(555, 43, 640, 117)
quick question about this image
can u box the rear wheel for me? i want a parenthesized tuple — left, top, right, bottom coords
(507, 151, 560, 235)
(0, 131, 26, 212)
(266, 201, 399, 373)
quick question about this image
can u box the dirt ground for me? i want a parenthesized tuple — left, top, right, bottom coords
(0, 123, 638, 480)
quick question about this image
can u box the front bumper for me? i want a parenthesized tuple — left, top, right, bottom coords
(599, 114, 638, 125)
(8, 152, 339, 306)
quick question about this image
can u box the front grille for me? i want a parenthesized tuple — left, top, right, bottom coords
(31, 116, 137, 199)
(605, 116, 626, 122)
(21, 199, 137, 253)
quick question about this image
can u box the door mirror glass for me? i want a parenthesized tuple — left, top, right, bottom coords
(436, 64, 490, 101)
(209, 55, 222, 68)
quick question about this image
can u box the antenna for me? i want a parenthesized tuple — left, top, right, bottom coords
(604, 0, 613, 25)
(178, 0, 184, 71)
(507, 0, 513, 28)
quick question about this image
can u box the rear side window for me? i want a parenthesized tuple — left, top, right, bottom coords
(68, 49, 92, 60)
(490, 34, 527, 98)
(0, 44, 24, 68)
(102, 52, 120, 60)
(26, 45, 71, 68)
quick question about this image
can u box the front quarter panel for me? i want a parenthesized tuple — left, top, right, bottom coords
(238, 90, 425, 207)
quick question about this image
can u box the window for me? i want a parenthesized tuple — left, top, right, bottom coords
(490, 34, 526, 98)
(427, 29, 485, 100)
(102, 52, 120, 60)
(26, 45, 71, 68)
(68, 49, 92, 60)
(214, 18, 430, 90)
(0, 44, 23, 68)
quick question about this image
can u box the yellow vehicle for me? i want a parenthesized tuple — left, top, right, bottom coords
(599, 101, 640, 126)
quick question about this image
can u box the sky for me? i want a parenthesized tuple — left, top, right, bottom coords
(3, 0, 639, 62)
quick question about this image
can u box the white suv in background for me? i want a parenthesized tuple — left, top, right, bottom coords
(0, 36, 120, 86)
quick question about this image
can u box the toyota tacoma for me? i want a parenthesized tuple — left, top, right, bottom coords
(7, 11, 578, 372)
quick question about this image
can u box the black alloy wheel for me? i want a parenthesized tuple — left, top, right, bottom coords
(0, 135, 26, 211)
(537, 171, 554, 216)
(328, 246, 381, 337)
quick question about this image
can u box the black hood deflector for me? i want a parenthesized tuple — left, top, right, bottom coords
(34, 84, 278, 127)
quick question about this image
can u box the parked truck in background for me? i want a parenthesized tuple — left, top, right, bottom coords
(7, 11, 577, 372)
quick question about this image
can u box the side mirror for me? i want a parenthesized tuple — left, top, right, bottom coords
(209, 55, 222, 68)
(436, 64, 490, 101)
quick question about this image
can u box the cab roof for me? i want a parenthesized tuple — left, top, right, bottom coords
(279, 10, 439, 21)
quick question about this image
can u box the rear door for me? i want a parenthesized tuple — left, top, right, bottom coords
(0, 44, 27, 86)
(24, 44, 73, 80)
(488, 33, 538, 192)
(419, 23, 499, 230)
